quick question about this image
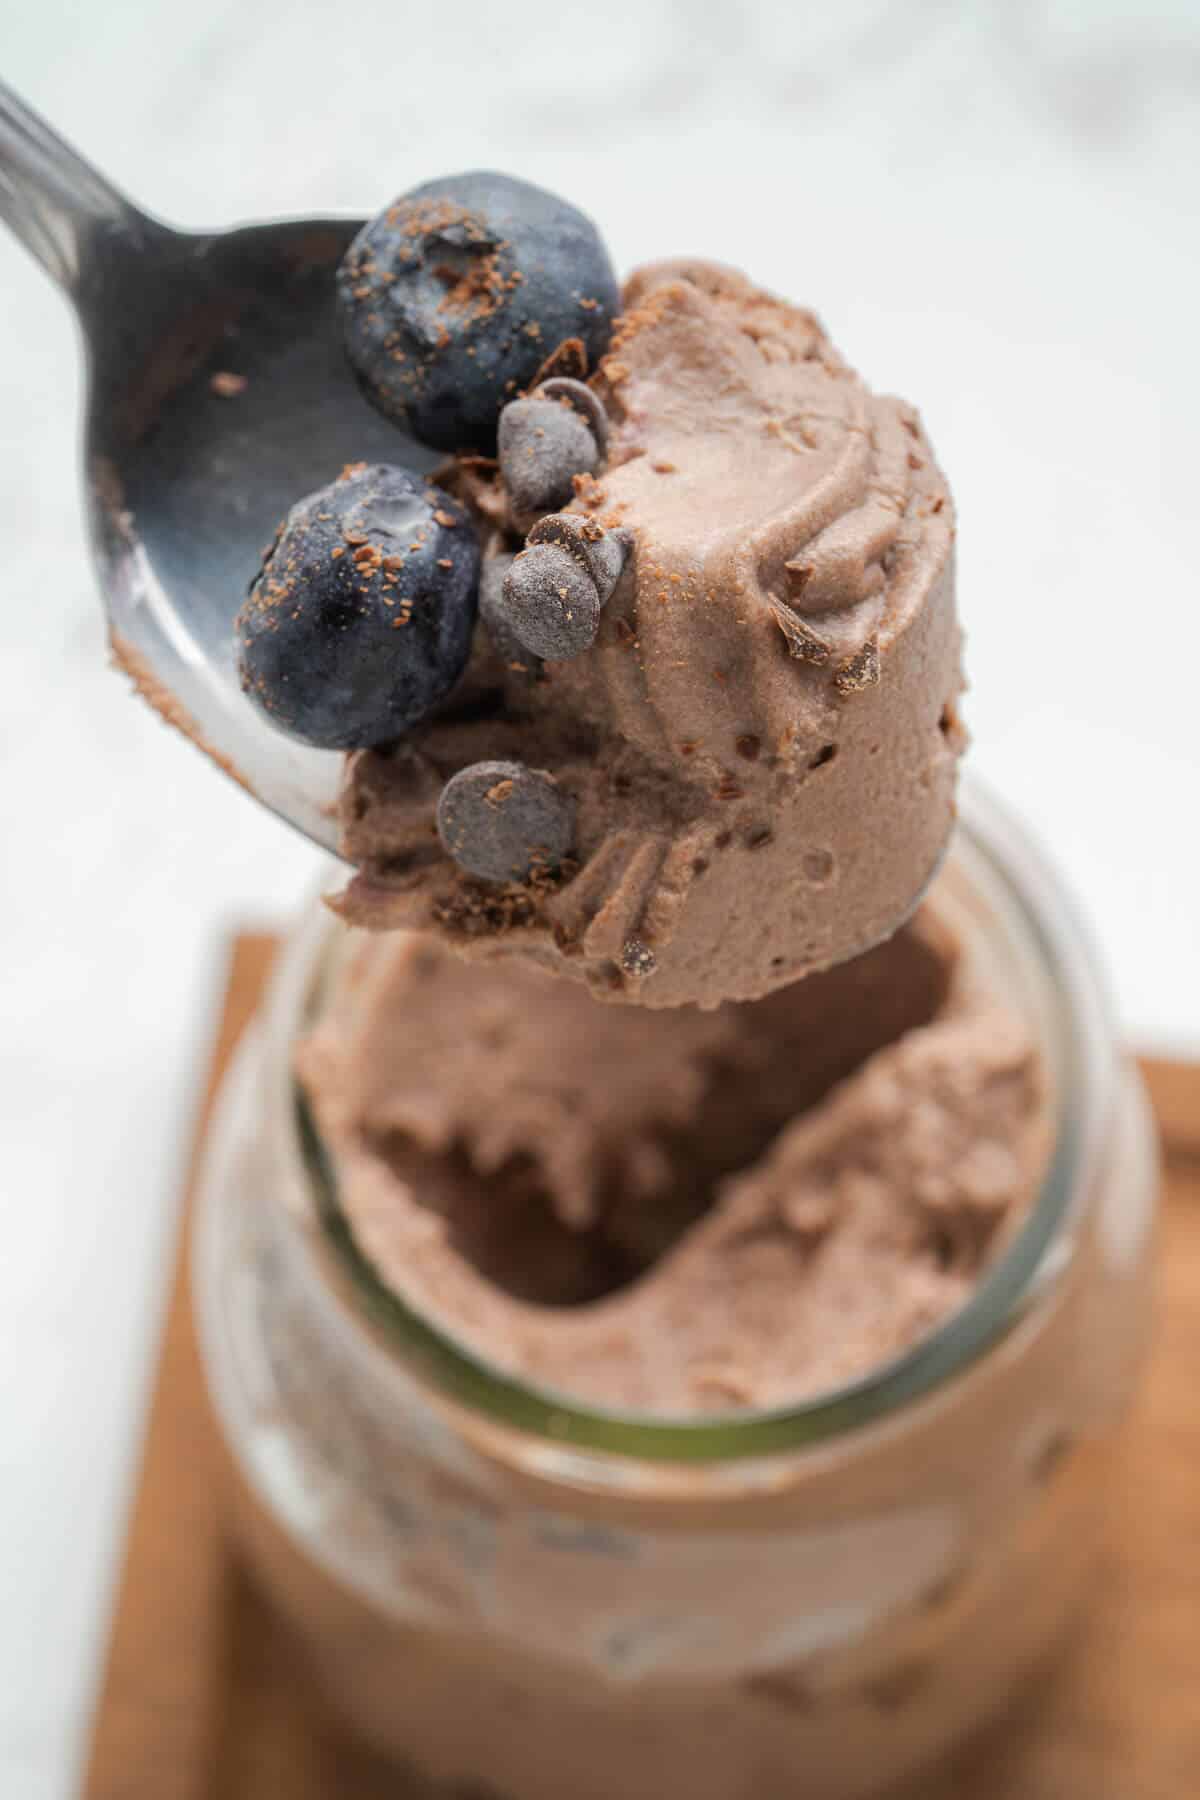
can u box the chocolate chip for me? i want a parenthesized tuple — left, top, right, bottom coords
(585, 525, 631, 602)
(478, 547, 538, 675)
(536, 377, 610, 457)
(526, 509, 593, 558)
(527, 510, 630, 603)
(436, 760, 576, 884)
(501, 543, 601, 659)
(498, 394, 602, 519)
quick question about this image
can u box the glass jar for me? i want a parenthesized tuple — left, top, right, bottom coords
(194, 778, 1158, 1800)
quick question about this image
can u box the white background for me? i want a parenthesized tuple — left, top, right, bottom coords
(1, 2, 1197, 1793)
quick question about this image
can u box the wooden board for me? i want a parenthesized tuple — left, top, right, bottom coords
(81, 936, 1200, 1799)
(80, 937, 400, 1800)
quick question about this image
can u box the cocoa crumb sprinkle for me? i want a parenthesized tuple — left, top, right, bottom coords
(769, 596, 831, 665)
(834, 638, 881, 695)
(209, 370, 247, 398)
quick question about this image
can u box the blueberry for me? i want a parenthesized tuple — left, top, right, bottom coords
(337, 172, 620, 453)
(236, 464, 479, 750)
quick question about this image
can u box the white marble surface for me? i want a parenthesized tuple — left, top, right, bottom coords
(0, 3, 1197, 1794)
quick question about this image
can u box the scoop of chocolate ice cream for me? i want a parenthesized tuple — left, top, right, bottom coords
(297, 901, 1046, 1412)
(335, 260, 964, 1007)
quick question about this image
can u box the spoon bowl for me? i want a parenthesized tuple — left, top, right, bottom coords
(1, 83, 433, 850)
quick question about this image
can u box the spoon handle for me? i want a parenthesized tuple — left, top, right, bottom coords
(0, 80, 153, 292)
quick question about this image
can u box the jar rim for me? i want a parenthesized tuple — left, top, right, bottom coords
(274, 775, 1115, 1464)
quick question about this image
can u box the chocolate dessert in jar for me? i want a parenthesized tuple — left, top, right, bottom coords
(192, 175, 1157, 1800)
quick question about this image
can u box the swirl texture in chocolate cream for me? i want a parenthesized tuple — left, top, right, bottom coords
(337, 260, 965, 1007)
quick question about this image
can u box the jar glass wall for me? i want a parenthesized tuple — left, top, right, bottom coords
(194, 778, 1158, 1800)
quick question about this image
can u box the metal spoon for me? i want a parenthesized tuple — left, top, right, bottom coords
(0, 81, 434, 851)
